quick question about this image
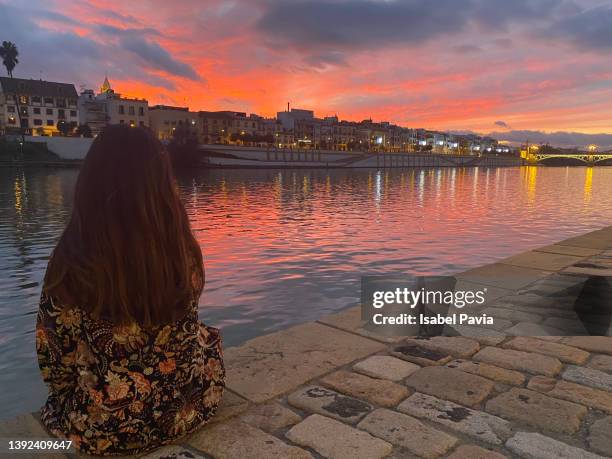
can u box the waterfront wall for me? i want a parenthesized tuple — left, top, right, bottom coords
(200, 145, 524, 168)
(25, 136, 93, 160)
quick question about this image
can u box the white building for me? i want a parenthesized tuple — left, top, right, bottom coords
(149, 105, 199, 140)
(0, 77, 79, 136)
(77, 89, 106, 136)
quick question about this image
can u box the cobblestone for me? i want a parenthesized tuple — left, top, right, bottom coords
(446, 445, 508, 459)
(485, 388, 587, 434)
(353, 355, 420, 381)
(238, 402, 301, 433)
(562, 365, 612, 391)
(446, 359, 525, 386)
(401, 336, 480, 359)
(187, 419, 314, 459)
(588, 416, 612, 457)
(561, 336, 612, 356)
(320, 369, 410, 407)
(473, 346, 562, 376)
(404, 366, 495, 406)
(287, 385, 373, 424)
(397, 392, 513, 445)
(588, 354, 612, 373)
(357, 408, 458, 459)
(390, 342, 452, 366)
(446, 325, 507, 346)
(504, 336, 590, 364)
(285, 414, 392, 459)
(528, 375, 612, 413)
(506, 431, 606, 459)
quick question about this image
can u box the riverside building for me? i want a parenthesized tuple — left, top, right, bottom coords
(77, 77, 149, 134)
(149, 105, 199, 141)
(0, 77, 79, 136)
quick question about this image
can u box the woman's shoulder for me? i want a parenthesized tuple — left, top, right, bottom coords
(38, 292, 83, 329)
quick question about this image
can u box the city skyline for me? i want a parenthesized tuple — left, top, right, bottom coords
(1, 0, 612, 148)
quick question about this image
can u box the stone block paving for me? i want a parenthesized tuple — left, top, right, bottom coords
(3, 230, 612, 458)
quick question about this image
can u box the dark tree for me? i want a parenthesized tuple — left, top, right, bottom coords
(0, 41, 19, 77)
(57, 120, 76, 136)
(76, 124, 93, 138)
(167, 125, 201, 168)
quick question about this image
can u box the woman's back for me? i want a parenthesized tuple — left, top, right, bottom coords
(36, 125, 224, 455)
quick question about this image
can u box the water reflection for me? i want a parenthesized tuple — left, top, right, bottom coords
(1, 166, 612, 419)
(584, 167, 593, 203)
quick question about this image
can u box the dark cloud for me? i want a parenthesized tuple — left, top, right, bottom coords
(97, 9, 141, 26)
(0, 3, 178, 90)
(543, 5, 612, 52)
(491, 130, 612, 149)
(257, 0, 470, 51)
(96, 24, 163, 38)
(95, 24, 201, 81)
(494, 120, 510, 129)
(34, 10, 81, 26)
(119, 35, 201, 81)
(256, 0, 560, 58)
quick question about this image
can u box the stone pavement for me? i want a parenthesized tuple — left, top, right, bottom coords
(2, 226, 612, 458)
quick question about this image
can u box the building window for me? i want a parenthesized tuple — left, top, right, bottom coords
(46, 108, 53, 115)
(8, 116, 16, 124)
(7, 106, 15, 113)
(139, 121, 145, 127)
(34, 119, 43, 126)
(138, 107, 144, 116)
(163, 120, 169, 125)
(119, 105, 125, 115)
(70, 110, 77, 117)
(19, 95, 28, 104)
(56, 99, 66, 108)
(58, 109, 65, 119)
(119, 119, 125, 124)
(44, 97, 53, 105)
(32, 96, 41, 104)
(33, 108, 41, 114)
(68, 99, 76, 107)
(20, 107, 28, 116)
(128, 106, 135, 115)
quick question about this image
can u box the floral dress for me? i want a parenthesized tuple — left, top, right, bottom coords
(36, 292, 225, 456)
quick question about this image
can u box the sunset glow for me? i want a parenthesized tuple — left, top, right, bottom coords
(2, 0, 612, 147)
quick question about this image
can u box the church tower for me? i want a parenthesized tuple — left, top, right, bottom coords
(100, 75, 112, 94)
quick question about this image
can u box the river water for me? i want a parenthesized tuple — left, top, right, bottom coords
(1, 165, 611, 418)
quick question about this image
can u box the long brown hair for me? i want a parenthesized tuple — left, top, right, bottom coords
(44, 124, 203, 326)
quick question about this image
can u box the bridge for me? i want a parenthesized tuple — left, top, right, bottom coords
(525, 152, 612, 166)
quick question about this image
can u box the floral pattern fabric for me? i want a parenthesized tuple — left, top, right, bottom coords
(36, 292, 225, 456)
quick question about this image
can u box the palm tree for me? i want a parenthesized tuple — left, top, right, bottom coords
(0, 41, 24, 145)
(0, 41, 19, 76)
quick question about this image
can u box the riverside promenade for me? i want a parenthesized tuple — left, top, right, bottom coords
(2, 227, 612, 459)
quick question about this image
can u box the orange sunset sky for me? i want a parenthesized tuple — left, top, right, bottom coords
(2, 0, 612, 147)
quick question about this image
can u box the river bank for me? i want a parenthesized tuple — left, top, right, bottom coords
(2, 226, 611, 458)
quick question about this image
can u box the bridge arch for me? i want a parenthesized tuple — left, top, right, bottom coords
(537, 156, 587, 166)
